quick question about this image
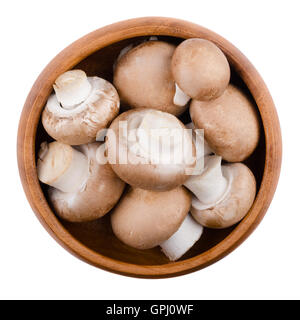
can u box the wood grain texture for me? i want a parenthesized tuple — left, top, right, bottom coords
(17, 17, 282, 278)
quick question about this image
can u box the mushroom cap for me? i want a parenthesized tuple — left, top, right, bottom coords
(49, 142, 125, 222)
(191, 163, 256, 228)
(111, 187, 191, 249)
(171, 38, 230, 101)
(113, 41, 187, 116)
(42, 77, 120, 145)
(106, 108, 196, 191)
(190, 84, 260, 162)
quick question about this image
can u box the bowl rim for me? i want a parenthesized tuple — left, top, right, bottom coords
(17, 16, 282, 278)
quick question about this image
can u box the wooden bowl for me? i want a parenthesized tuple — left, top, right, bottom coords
(17, 17, 282, 278)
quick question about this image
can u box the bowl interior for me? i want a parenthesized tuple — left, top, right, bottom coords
(35, 35, 265, 265)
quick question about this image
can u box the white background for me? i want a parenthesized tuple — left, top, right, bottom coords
(1, 0, 298, 299)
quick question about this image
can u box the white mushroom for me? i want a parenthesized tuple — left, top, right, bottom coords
(184, 155, 256, 228)
(42, 69, 120, 145)
(37, 141, 125, 222)
(106, 108, 196, 191)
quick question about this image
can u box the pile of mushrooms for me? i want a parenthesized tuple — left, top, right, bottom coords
(37, 37, 260, 261)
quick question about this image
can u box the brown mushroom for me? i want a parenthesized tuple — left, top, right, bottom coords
(113, 41, 189, 116)
(171, 38, 230, 101)
(42, 69, 120, 145)
(184, 155, 256, 229)
(190, 84, 260, 162)
(106, 108, 196, 191)
(111, 187, 191, 249)
(37, 141, 125, 222)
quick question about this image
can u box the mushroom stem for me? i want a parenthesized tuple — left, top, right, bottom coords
(53, 70, 92, 110)
(128, 110, 189, 165)
(160, 214, 203, 261)
(186, 122, 213, 175)
(173, 83, 190, 106)
(37, 141, 89, 193)
(186, 122, 213, 157)
(184, 155, 228, 205)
